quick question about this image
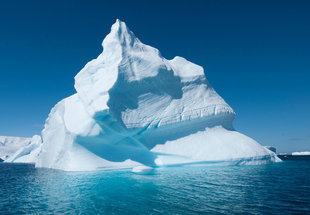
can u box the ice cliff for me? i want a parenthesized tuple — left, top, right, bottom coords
(6, 19, 280, 171)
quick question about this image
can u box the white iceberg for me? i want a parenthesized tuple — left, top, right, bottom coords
(6, 19, 280, 171)
(5, 135, 42, 163)
(0, 136, 32, 161)
(292, 151, 310, 156)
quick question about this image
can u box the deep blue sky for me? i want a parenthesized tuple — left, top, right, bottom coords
(0, 0, 309, 152)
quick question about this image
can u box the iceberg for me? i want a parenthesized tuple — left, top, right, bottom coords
(7, 19, 280, 171)
(0, 136, 32, 161)
(292, 151, 310, 156)
(5, 135, 42, 163)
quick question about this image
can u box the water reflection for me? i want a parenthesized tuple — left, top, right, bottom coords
(1, 162, 309, 214)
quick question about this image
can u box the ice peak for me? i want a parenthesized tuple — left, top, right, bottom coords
(111, 18, 127, 33)
(104, 19, 137, 47)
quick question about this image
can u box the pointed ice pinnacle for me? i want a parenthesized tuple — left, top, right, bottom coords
(75, 19, 235, 129)
(106, 19, 138, 47)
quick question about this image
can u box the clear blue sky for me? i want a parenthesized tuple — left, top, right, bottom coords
(0, 0, 309, 153)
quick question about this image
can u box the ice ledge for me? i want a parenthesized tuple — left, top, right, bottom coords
(123, 104, 235, 129)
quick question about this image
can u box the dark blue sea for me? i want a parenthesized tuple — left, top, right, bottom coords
(0, 161, 309, 214)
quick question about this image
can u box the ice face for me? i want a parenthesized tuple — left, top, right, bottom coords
(7, 19, 280, 170)
(74, 19, 235, 129)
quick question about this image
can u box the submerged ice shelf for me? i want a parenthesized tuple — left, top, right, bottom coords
(4, 19, 280, 171)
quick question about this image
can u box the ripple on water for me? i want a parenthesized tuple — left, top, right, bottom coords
(0, 161, 310, 214)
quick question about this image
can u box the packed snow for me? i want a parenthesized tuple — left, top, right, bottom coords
(4, 19, 280, 171)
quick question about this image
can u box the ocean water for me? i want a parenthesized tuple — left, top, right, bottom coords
(0, 161, 309, 214)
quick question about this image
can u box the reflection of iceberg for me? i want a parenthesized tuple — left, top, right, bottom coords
(7, 19, 280, 171)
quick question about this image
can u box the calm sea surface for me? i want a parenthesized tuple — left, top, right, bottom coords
(0, 161, 309, 214)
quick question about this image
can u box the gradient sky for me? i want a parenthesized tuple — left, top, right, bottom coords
(0, 0, 309, 153)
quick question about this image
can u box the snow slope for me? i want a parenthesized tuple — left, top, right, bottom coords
(5, 135, 42, 163)
(6, 19, 280, 171)
(0, 136, 31, 161)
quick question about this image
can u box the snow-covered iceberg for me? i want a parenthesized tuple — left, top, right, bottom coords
(0, 135, 41, 162)
(7, 19, 280, 171)
(0, 136, 31, 161)
(4, 135, 42, 163)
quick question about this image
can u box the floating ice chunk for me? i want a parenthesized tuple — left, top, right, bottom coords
(292, 151, 310, 156)
(132, 165, 154, 174)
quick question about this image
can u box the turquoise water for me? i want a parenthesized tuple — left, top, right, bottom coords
(0, 161, 309, 214)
